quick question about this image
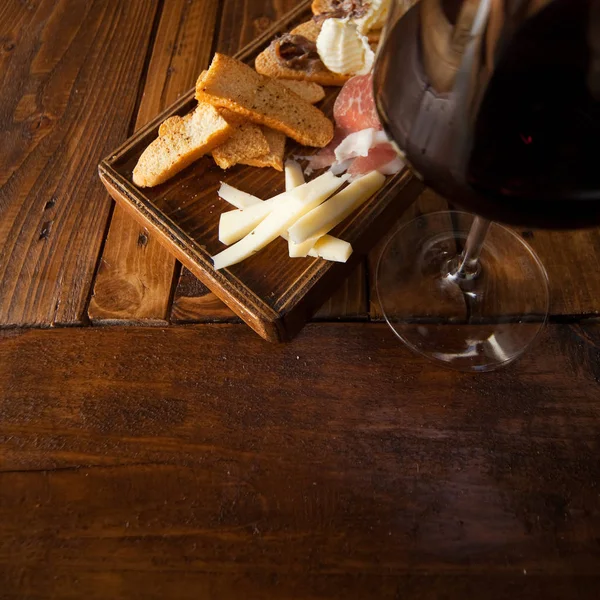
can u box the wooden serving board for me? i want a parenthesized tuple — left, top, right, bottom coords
(98, 0, 422, 342)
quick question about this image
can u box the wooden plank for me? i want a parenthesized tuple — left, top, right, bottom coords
(214, 0, 302, 57)
(313, 261, 368, 320)
(519, 228, 600, 317)
(0, 323, 599, 598)
(171, 267, 239, 323)
(169, 0, 370, 324)
(0, 0, 160, 326)
(88, 0, 221, 324)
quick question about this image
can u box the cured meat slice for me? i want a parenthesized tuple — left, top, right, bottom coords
(303, 128, 347, 173)
(348, 143, 400, 176)
(304, 75, 388, 174)
(333, 73, 382, 134)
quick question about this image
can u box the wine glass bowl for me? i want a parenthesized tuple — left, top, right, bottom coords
(376, 211, 550, 371)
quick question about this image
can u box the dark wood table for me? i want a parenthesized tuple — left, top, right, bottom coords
(1, 1, 600, 598)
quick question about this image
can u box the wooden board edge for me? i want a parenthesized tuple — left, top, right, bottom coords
(98, 163, 287, 342)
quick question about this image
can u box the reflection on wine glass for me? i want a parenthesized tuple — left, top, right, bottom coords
(373, 0, 599, 371)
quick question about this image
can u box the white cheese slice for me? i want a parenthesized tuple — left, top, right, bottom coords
(288, 233, 354, 261)
(218, 197, 280, 245)
(212, 171, 348, 270)
(218, 182, 262, 209)
(288, 170, 386, 244)
(285, 160, 305, 191)
(312, 236, 353, 262)
(288, 235, 321, 258)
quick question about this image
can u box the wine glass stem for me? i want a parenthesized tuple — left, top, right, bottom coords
(450, 216, 491, 280)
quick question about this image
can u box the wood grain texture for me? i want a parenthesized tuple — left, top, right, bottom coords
(520, 228, 600, 317)
(171, 266, 239, 323)
(0, 323, 599, 598)
(88, 0, 221, 324)
(313, 261, 368, 320)
(0, 0, 160, 326)
(215, 0, 301, 57)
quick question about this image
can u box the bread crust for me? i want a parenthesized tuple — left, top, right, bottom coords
(133, 103, 232, 187)
(279, 79, 325, 103)
(240, 127, 286, 171)
(196, 53, 333, 148)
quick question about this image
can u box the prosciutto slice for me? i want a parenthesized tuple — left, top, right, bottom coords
(333, 73, 382, 134)
(303, 73, 401, 176)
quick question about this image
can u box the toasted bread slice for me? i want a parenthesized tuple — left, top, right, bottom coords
(255, 46, 349, 87)
(240, 127, 285, 171)
(133, 103, 232, 187)
(279, 79, 325, 104)
(211, 108, 269, 169)
(291, 20, 322, 42)
(196, 53, 333, 147)
(216, 107, 246, 126)
(212, 122, 269, 169)
(255, 21, 349, 87)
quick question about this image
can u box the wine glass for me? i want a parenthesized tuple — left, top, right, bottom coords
(373, 0, 599, 371)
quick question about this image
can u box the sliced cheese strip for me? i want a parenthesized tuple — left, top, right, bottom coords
(213, 171, 347, 270)
(219, 199, 276, 245)
(290, 234, 353, 261)
(312, 235, 352, 262)
(218, 176, 352, 252)
(218, 175, 307, 245)
(285, 160, 305, 191)
(288, 170, 385, 244)
(288, 235, 321, 258)
(218, 182, 262, 209)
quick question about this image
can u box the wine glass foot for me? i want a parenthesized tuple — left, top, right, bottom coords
(376, 211, 550, 372)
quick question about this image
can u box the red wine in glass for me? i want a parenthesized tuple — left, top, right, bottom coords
(375, 0, 600, 228)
